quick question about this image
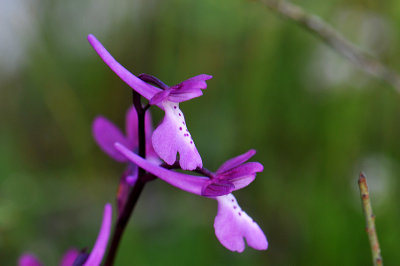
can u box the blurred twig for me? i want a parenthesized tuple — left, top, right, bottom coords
(260, 0, 400, 92)
(358, 173, 383, 266)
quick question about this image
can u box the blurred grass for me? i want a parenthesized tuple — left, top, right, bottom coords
(1, 0, 400, 265)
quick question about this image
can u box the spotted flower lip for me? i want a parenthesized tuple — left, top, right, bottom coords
(114, 143, 267, 252)
(18, 204, 112, 266)
(215, 194, 268, 252)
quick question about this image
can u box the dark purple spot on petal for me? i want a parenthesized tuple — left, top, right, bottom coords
(179, 113, 181, 116)
(231, 199, 234, 202)
(233, 206, 237, 209)
(238, 212, 242, 216)
(183, 122, 185, 125)
(174, 106, 177, 109)
(179, 127, 182, 130)
(190, 141, 193, 144)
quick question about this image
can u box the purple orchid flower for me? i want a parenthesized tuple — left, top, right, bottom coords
(18, 204, 112, 266)
(114, 143, 268, 252)
(92, 106, 156, 215)
(88, 34, 212, 170)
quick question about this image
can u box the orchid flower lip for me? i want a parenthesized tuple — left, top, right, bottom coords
(214, 194, 268, 252)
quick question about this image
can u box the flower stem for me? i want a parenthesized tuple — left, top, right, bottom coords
(104, 91, 147, 266)
(358, 172, 383, 266)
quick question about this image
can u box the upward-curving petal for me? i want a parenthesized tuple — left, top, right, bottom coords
(87, 34, 161, 101)
(219, 162, 263, 180)
(166, 74, 212, 103)
(217, 149, 256, 174)
(171, 74, 212, 92)
(115, 143, 209, 195)
(167, 90, 204, 103)
(92, 116, 131, 162)
(83, 204, 112, 266)
(214, 194, 268, 252)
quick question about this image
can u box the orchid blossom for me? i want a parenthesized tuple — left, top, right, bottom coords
(92, 106, 156, 215)
(88, 34, 211, 170)
(18, 204, 112, 266)
(114, 143, 268, 252)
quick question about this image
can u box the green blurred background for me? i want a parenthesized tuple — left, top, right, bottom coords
(2, 0, 400, 265)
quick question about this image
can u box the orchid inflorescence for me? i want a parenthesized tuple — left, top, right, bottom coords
(19, 34, 268, 266)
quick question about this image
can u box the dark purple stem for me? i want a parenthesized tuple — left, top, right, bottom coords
(104, 91, 147, 266)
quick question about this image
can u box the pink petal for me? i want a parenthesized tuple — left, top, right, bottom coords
(219, 162, 263, 190)
(60, 248, 79, 266)
(214, 194, 268, 252)
(217, 149, 256, 174)
(87, 34, 161, 100)
(167, 90, 204, 103)
(83, 204, 112, 266)
(166, 74, 211, 103)
(152, 102, 202, 170)
(171, 74, 212, 91)
(92, 116, 132, 162)
(228, 174, 256, 190)
(115, 143, 208, 195)
(220, 162, 263, 179)
(18, 253, 42, 266)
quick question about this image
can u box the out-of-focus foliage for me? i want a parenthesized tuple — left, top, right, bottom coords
(1, 0, 400, 265)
